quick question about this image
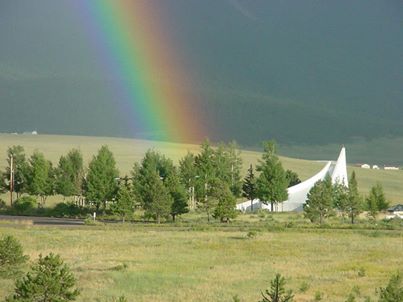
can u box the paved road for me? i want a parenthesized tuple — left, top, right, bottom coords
(0, 215, 84, 226)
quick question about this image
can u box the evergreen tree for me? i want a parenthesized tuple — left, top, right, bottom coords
(213, 181, 238, 222)
(0, 235, 28, 268)
(304, 177, 334, 224)
(84, 146, 119, 212)
(346, 171, 363, 224)
(1, 146, 29, 200)
(333, 182, 349, 219)
(373, 183, 389, 211)
(55, 149, 84, 200)
(112, 183, 135, 222)
(256, 141, 288, 212)
(260, 273, 294, 302)
(27, 151, 53, 205)
(132, 150, 175, 223)
(166, 171, 189, 221)
(366, 183, 389, 220)
(285, 169, 301, 187)
(242, 164, 257, 211)
(6, 253, 80, 302)
(144, 170, 172, 224)
(194, 140, 217, 221)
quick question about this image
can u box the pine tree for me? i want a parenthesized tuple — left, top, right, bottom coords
(112, 183, 135, 222)
(213, 181, 238, 222)
(166, 172, 189, 221)
(27, 151, 53, 205)
(144, 170, 172, 224)
(366, 183, 389, 220)
(346, 171, 363, 224)
(6, 253, 80, 302)
(242, 164, 257, 211)
(260, 273, 294, 302)
(304, 177, 334, 224)
(84, 146, 119, 212)
(132, 150, 175, 223)
(256, 141, 288, 212)
(194, 140, 217, 221)
(285, 170, 301, 187)
(55, 149, 84, 199)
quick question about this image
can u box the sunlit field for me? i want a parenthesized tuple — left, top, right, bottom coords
(0, 218, 401, 302)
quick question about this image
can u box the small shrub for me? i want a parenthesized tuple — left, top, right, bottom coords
(358, 267, 366, 277)
(113, 296, 128, 302)
(110, 263, 128, 271)
(0, 235, 28, 268)
(232, 294, 241, 302)
(246, 230, 258, 239)
(345, 293, 356, 302)
(260, 273, 294, 302)
(299, 281, 310, 293)
(314, 291, 323, 301)
(12, 196, 37, 215)
(352, 285, 360, 296)
(378, 272, 403, 302)
(5, 253, 80, 301)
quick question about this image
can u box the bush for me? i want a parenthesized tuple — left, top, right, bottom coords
(0, 235, 28, 275)
(52, 202, 82, 217)
(12, 196, 37, 215)
(378, 272, 403, 302)
(5, 253, 80, 302)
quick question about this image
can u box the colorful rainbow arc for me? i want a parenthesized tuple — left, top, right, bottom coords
(77, 0, 205, 142)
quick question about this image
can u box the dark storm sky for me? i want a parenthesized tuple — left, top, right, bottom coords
(0, 0, 402, 146)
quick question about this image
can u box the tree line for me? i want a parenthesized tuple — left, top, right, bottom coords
(0, 141, 301, 223)
(0, 141, 390, 224)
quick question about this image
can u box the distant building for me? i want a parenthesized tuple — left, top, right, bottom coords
(360, 164, 370, 169)
(237, 147, 348, 212)
(372, 165, 380, 170)
(31, 130, 38, 135)
(384, 166, 399, 171)
(386, 204, 403, 219)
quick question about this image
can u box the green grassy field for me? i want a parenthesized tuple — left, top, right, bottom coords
(0, 220, 401, 302)
(1, 133, 402, 203)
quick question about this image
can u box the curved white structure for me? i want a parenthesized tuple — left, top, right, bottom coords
(237, 147, 348, 212)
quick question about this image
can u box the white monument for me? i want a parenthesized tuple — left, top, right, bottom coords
(237, 147, 349, 212)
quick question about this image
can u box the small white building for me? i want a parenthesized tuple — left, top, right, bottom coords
(385, 204, 403, 219)
(360, 164, 370, 169)
(237, 147, 348, 212)
(372, 165, 380, 170)
(384, 166, 399, 171)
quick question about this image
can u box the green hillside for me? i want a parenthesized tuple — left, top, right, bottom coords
(1, 134, 402, 203)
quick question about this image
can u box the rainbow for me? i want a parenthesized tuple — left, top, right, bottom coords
(76, 0, 205, 142)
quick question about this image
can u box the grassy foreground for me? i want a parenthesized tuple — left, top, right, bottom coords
(1, 134, 403, 203)
(0, 218, 402, 302)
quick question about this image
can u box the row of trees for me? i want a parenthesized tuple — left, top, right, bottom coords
(1, 140, 300, 223)
(304, 172, 390, 224)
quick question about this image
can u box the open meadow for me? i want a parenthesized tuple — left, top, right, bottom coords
(0, 216, 402, 302)
(1, 133, 403, 203)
